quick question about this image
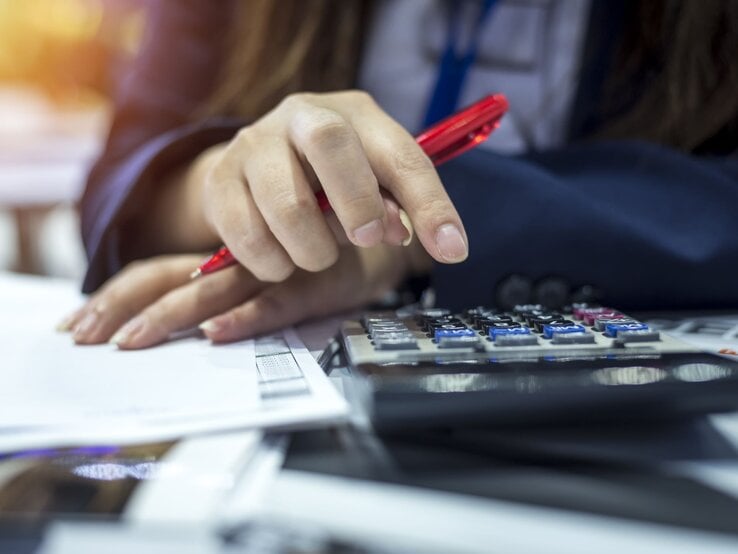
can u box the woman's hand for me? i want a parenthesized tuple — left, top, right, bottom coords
(205, 90, 467, 282)
(60, 242, 429, 349)
(142, 91, 468, 282)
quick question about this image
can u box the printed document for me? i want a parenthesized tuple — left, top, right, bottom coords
(0, 272, 347, 453)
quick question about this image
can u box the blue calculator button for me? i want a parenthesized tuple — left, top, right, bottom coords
(434, 328, 476, 341)
(488, 327, 532, 341)
(542, 323, 586, 339)
(604, 322, 650, 337)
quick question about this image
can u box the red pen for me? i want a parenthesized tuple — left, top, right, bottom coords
(191, 93, 508, 278)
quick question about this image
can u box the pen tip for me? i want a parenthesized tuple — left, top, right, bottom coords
(189, 268, 202, 280)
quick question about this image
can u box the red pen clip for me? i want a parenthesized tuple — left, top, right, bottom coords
(193, 93, 508, 278)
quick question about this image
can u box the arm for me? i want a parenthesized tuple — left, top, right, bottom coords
(81, 0, 240, 293)
(433, 141, 738, 311)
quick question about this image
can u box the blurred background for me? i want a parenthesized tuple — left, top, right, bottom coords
(0, 0, 145, 280)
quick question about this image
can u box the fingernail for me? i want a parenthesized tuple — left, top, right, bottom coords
(352, 218, 383, 247)
(110, 315, 147, 346)
(435, 224, 467, 262)
(399, 209, 414, 246)
(73, 311, 99, 340)
(198, 319, 222, 335)
(56, 313, 78, 332)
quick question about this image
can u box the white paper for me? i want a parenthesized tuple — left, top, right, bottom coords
(0, 273, 259, 430)
(0, 272, 347, 453)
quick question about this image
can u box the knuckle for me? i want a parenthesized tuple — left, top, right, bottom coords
(250, 293, 288, 320)
(341, 189, 382, 215)
(226, 128, 257, 162)
(301, 111, 352, 150)
(238, 226, 272, 257)
(279, 92, 313, 111)
(233, 126, 257, 148)
(204, 161, 235, 194)
(252, 259, 295, 283)
(392, 144, 434, 178)
(297, 242, 339, 272)
(342, 89, 373, 105)
(193, 274, 223, 305)
(272, 195, 314, 227)
(415, 196, 453, 227)
(123, 258, 147, 274)
(352, 89, 373, 102)
(235, 230, 294, 283)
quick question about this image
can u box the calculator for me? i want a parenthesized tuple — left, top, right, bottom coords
(340, 304, 738, 430)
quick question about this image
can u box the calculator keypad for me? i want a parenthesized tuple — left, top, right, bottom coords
(357, 304, 661, 353)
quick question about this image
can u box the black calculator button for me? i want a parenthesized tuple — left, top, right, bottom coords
(474, 315, 514, 329)
(481, 321, 522, 335)
(592, 316, 632, 332)
(431, 323, 468, 335)
(424, 317, 463, 332)
(524, 313, 562, 325)
(529, 317, 569, 333)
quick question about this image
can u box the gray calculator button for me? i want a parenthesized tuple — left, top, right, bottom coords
(616, 330, 661, 343)
(372, 330, 415, 340)
(551, 332, 597, 345)
(374, 334, 419, 350)
(437, 335, 481, 349)
(593, 317, 637, 332)
(368, 322, 407, 334)
(362, 312, 398, 326)
(495, 334, 540, 347)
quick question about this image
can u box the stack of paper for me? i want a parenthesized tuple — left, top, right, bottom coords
(0, 272, 348, 454)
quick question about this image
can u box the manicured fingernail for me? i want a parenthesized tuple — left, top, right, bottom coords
(73, 311, 99, 340)
(399, 209, 414, 246)
(198, 319, 222, 335)
(56, 313, 77, 332)
(352, 219, 383, 247)
(110, 315, 147, 346)
(435, 224, 467, 262)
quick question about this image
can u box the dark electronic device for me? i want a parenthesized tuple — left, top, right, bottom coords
(340, 304, 738, 430)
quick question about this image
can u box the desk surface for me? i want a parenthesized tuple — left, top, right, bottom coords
(2, 307, 738, 552)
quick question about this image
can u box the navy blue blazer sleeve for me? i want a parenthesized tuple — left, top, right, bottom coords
(434, 142, 738, 311)
(80, 0, 241, 293)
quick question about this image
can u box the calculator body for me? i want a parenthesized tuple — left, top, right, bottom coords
(340, 305, 738, 430)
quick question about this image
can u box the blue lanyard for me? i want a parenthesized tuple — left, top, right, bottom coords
(423, 0, 497, 127)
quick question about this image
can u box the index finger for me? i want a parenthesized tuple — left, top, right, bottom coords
(287, 104, 387, 248)
(351, 110, 468, 263)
